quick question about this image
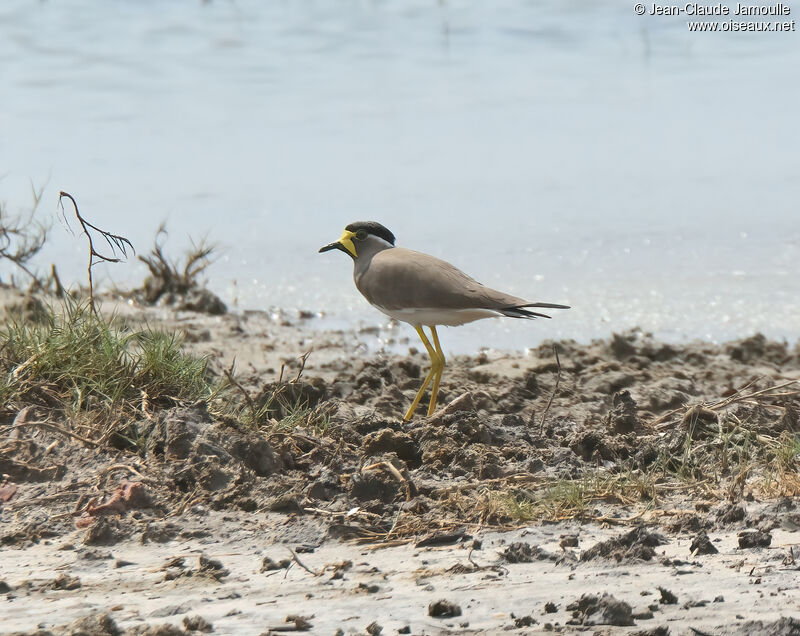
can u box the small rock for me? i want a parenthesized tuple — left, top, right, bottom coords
(83, 517, 127, 546)
(580, 526, 667, 562)
(140, 522, 180, 544)
(183, 615, 214, 632)
(502, 542, 554, 563)
(689, 532, 718, 555)
(150, 604, 193, 618)
(718, 503, 746, 525)
(609, 390, 640, 433)
(738, 530, 771, 549)
(79, 549, 113, 560)
(47, 573, 81, 590)
(566, 593, 634, 626)
(66, 612, 120, 635)
(428, 393, 475, 421)
(514, 615, 537, 627)
(198, 554, 229, 580)
(365, 621, 382, 635)
(632, 606, 655, 620)
(428, 599, 462, 618)
(260, 556, 291, 572)
(583, 370, 636, 395)
(283, 615, 312, 631)
(658, 587, 678, 605)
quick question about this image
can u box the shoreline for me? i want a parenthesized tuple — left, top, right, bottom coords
(1, 287, 799, 635)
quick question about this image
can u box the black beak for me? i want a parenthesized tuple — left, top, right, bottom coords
(319, 242, 345, 254)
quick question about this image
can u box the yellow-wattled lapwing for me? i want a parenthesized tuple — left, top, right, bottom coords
(319, 221, 569, 421)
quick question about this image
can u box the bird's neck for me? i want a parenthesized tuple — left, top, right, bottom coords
(352, 243, 392, 281)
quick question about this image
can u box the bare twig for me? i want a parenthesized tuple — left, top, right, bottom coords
(292, 350, 312, 383)
(222, 359, 256, 415)
(362, 460, 418, 500)
(5, 419, 98, 447)
(287, 548, 319, 576)
(539, 344, 562, 434)
(49, 263, 65, 297)
(58, 191, 134, 315)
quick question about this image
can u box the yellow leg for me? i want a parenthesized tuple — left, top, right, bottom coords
(403, 325, 437, 422)
(427, 326, 445, 416)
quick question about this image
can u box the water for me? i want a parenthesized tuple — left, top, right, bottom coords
(2, 0, 798, 352)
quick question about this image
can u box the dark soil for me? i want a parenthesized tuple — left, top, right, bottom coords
(2, 316, 800, 635)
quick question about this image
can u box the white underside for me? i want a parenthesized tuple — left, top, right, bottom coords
(373, 305, 503, 327)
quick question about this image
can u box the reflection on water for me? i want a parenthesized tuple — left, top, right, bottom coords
(1, 1, 798, 351)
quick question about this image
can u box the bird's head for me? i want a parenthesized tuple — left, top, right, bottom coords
(318, 221, 396, 259)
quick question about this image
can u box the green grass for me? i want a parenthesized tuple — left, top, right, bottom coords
(0, 299, 211, 415)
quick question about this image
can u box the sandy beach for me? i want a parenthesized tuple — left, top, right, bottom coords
(2, 288, 799, 635)
(3, 1, 799, 633)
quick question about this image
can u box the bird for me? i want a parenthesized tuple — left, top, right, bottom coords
(319, 221, 569, 421)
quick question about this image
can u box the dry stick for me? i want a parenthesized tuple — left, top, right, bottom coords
(653, 377, 763, 428)
(715, 378, 800, 405)
(222, 359, 256, 415)
(292, 350, 312, 383)
(8, 420, 98, 446)
(97, 463, 148, 483)
(655, 378, 800, 431)
(538, 344, 562, 434)
(287, 547, 318, 576)
(58, 191, 134, 315)
(50, 263, 65, 297)
(362, 461, 417, 500)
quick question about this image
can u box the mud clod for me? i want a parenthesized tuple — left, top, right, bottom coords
(66, 612, 120, 635)
(362, 429, 420, 462)
(198, 554, 229, 580)
(658, 587, 678, 605)
(719, 503, 747, 525)
(364, 621, 382, 635)
(581, 527, 667, 562)
(566, 593, 634, 626)
(513, 615, 537, 627)
(502, 542, 555, 563)
(141, 522, 180, 544)
(260, 556, 291, 572)
(608, 390, 640, 433)
(82, 517, 129, 546)
(183, 615, 213, 633)
(689, 532, 718, 555)
(731, 616, 800, 636)
(428, 599, 462, 618)
(738, 530, 772, 549)
(44, 573, 81, 591)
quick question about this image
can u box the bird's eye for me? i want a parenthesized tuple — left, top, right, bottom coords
(355, 230, 368, 241)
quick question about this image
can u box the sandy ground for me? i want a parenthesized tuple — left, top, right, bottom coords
(2, 511, 799, 635)
(2, 288, 800, 635)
